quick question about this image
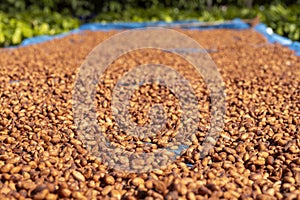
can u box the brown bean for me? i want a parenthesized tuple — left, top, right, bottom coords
(72, 170, 85, 182)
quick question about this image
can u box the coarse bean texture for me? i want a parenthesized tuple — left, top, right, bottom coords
(0, 29, 299, 199)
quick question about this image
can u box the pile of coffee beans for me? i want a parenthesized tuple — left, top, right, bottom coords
(0, 28, 299, 199)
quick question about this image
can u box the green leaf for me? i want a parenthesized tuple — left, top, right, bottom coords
(0, 32, 5, 43)
(12, 28, 22, 44)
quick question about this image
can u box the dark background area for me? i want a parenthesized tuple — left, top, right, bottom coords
(1, 0, 299, 17)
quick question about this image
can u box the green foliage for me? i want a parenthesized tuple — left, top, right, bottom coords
(0, 1, 299, 46)
(93, 4, 300, 41)
(222, 5, 300, 41)
(0, 7, 79, 46)
(262, 4, 300, 41)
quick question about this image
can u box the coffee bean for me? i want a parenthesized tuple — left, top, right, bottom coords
(104, 175, 115, 185)
(72, 170, 85, 182)
(153, 180, 166, 194)
(6, 156, 21, 164)
(0, 27, 299, 200)
(176, 183, 187, 196)
(110, 189, 121, 199)
(266, 156, 274, 165)
(72, 191, 87, 200)
(102, 186, 113, 196)
(45, 193, 58, 200)
(0, 164, 13, 173)
(132, 177, 145, 186)
(33, 189, 49, 200)
(58, 188, 72, 198)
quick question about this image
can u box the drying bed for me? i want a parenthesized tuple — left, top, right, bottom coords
(0, 28, 299, 200)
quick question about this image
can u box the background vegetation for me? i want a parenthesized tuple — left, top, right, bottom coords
(0, 0, 299, 46)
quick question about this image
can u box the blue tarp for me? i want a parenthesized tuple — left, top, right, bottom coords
(254, 23, 300, 56)
(10, 18, 300, 56)
(20, 18, 249, 46)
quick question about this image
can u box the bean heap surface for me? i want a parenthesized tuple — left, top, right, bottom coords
(0, 29, 299, 200)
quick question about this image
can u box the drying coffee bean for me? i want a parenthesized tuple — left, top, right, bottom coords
(0, 28, 299, 199)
